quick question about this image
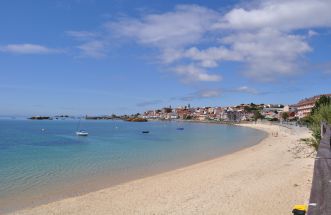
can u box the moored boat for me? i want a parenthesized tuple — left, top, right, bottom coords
(76, 130, 88, 136)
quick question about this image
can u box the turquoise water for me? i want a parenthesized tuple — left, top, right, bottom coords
(0, 119, 266, 212)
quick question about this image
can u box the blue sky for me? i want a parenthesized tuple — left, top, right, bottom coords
(1, 0, 331, 116)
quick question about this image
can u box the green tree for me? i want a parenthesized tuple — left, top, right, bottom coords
(163, 108, 172, 113)
(184, 115, 192, 120)
(244, 106, 252, 113)
(309, 104, 331, 147)
(281, 112, 289, 121)
(311, 95, 331, 115)
(253, 110, 263, 122)
(250, 103, 256, 107)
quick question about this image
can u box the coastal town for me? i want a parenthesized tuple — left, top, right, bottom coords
(29, 93, 331, 123)
(142, 94, 331, 122)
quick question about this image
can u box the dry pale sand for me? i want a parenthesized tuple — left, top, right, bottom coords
(11, 123, 315, 215)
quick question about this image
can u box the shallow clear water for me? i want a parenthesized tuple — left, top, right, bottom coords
(0, 119, 266, 212)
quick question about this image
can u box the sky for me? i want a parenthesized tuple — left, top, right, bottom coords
(1, 0, 331, 116)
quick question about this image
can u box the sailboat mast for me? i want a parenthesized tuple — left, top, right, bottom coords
(77, 118, 81, 131)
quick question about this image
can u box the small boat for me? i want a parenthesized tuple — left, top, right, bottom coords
(76, 130, 88, 136)
(76, 118, 88, 136)
(176, 127, 184, 130)
(142, 131, 150, 134)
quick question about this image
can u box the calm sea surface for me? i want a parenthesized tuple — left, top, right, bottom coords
(0, 119, 266, 212)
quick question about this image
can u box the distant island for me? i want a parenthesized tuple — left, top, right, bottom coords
(86, 114, 147, 122)
(28, 116, 52, 120)
(28, 114, 147, 122)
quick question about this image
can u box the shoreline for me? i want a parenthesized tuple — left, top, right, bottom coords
(10, 123, 315, 215)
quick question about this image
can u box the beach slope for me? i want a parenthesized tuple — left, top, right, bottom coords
(12, 123, 315, 215)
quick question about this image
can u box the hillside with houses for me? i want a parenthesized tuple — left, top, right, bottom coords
(142, 94, 331, 123)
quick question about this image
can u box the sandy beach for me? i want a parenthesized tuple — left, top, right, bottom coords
(11, 123, 315, 215)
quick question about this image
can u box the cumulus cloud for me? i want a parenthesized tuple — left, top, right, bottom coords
(173, 64, 221, 82)
(68, 0, 331, 82)
(164, 46, 242, 67)
(0, 44, 61, 54)
(66, 30, 106, 58)
(222, 29, 311, 81)
(161, 29, 311, 81)
(215, 0, 331, 31)
(235, 86, 259, 94)
(308, 30, 319, 38)
(106, 5, 219, 48)
(105, 5, 224, 82)
(78, 41, 107, 58)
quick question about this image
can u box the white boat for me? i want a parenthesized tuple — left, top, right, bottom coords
(76, 130, 88, 136)
(76, 118, 88, 136)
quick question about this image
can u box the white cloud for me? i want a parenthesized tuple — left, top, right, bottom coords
(162, 29, 311, 81)
(216, 0, 331, 31)
(0, 44, 61, 54)
(78, 41, 106, 58)
(67, 30, 107, 58)
(308, 30, 319, 38)
(104, 5, 223, 82)
(68, 1, 331, 83)
(107, 5, 219, 48)
(222, 29, 312, 81)
(235, 86, 258, 94)
(198, 89, 221, 98)
(162, 46, 242, 67)
(173, 64, 221, 82)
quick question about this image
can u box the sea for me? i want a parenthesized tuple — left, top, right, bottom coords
(0, 119, 266, 213)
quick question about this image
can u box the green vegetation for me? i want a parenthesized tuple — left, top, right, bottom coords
(281, 112, 289, 121)
(300, 138, 319, 151)
(125, 117, 148, 122)
(183, 115, 192, 120)
(309, 104, 331, 144)
(243, 103, 262, 113)
(298, 116, 311, 126)
(268, 117, 279, 122)
(306, 96, 331, 149)
(253, 110, 264, 122)
(311, 95, 330, 115)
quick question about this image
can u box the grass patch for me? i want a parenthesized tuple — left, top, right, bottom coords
(300, 138, 319, 151)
